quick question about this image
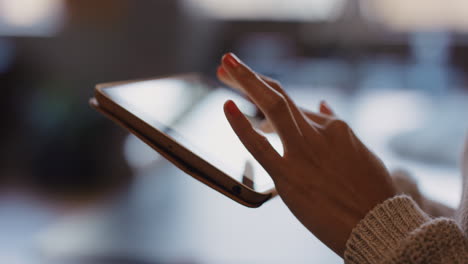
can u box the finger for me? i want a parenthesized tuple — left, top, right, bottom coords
(221, 65, 331, 123)
(221, 53, 304, 148)
(256, 74, 313, 130)
(217, 66, 241, 91)
(218, 65, 257, 106)
(219, 64, 313, 131)
(224, 100, 283, 175)
(219, 65, 279, 97)
(260, 76, 334, 130)
(246, 81, 335, 131)
(319, 100, 335, 116)
(239, 74, 336, 131)
(300, 101, 336, 126)
(303, 110, 330, 126)
(259, 108, 331, 133)
(258, 76, 336, 128)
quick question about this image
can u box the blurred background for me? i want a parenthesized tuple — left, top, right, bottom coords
(0, 0, 467, 263)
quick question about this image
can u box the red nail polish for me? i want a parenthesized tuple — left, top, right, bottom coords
(225, 100, 241, 117)
(223, 53, 240, 68)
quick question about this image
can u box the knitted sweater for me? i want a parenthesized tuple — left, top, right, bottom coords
(344, 139, 468, 263)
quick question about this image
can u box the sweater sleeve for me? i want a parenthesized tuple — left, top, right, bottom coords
(344, 195, 468, 264)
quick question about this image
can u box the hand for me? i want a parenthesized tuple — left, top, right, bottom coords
(218, 53, 396, 256)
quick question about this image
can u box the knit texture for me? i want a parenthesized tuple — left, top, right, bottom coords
(344, 196, 468, 264)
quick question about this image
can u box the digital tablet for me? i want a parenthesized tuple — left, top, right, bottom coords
(90, 74, 280, 207)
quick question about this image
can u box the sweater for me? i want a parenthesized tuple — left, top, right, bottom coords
(344, 138, 468, 263)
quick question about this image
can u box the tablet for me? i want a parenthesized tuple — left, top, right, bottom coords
(90, 74, 280, 207)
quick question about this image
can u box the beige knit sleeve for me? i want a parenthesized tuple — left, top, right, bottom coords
(344, 195, 468, 264)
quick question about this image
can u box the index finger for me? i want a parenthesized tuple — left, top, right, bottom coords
(218, 65, 314, 132)
(221, 53, 303, 149)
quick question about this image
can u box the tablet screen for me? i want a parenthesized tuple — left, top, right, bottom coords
(101, 77, 282, 192)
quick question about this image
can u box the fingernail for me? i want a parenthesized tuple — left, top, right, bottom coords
(223, 53, 240, 68)
(217, 65, 226, 76)
(225, 100, 241, 117)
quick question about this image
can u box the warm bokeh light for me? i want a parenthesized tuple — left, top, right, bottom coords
(0, 0, 64, 36)
(365, 0, 468, 31)
(0, 0, 62, 27)
(183, 0, 346, 21)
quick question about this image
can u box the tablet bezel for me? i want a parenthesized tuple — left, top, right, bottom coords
(90, 74, 277, 207)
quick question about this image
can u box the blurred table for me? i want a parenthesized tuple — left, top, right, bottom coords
(0, 191, 61, 264)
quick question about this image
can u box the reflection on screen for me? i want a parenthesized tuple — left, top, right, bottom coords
(104, 78, 282, 191)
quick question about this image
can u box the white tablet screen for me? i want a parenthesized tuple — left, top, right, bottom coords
(102, 77, 282, 192)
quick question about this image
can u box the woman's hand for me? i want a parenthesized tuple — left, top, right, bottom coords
(218, 53, 396, 256)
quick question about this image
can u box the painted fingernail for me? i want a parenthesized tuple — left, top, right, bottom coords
(223, 53, 240, 68)
(225, 100, 241, 117)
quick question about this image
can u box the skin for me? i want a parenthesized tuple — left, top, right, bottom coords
(217, 53, 396, 256)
